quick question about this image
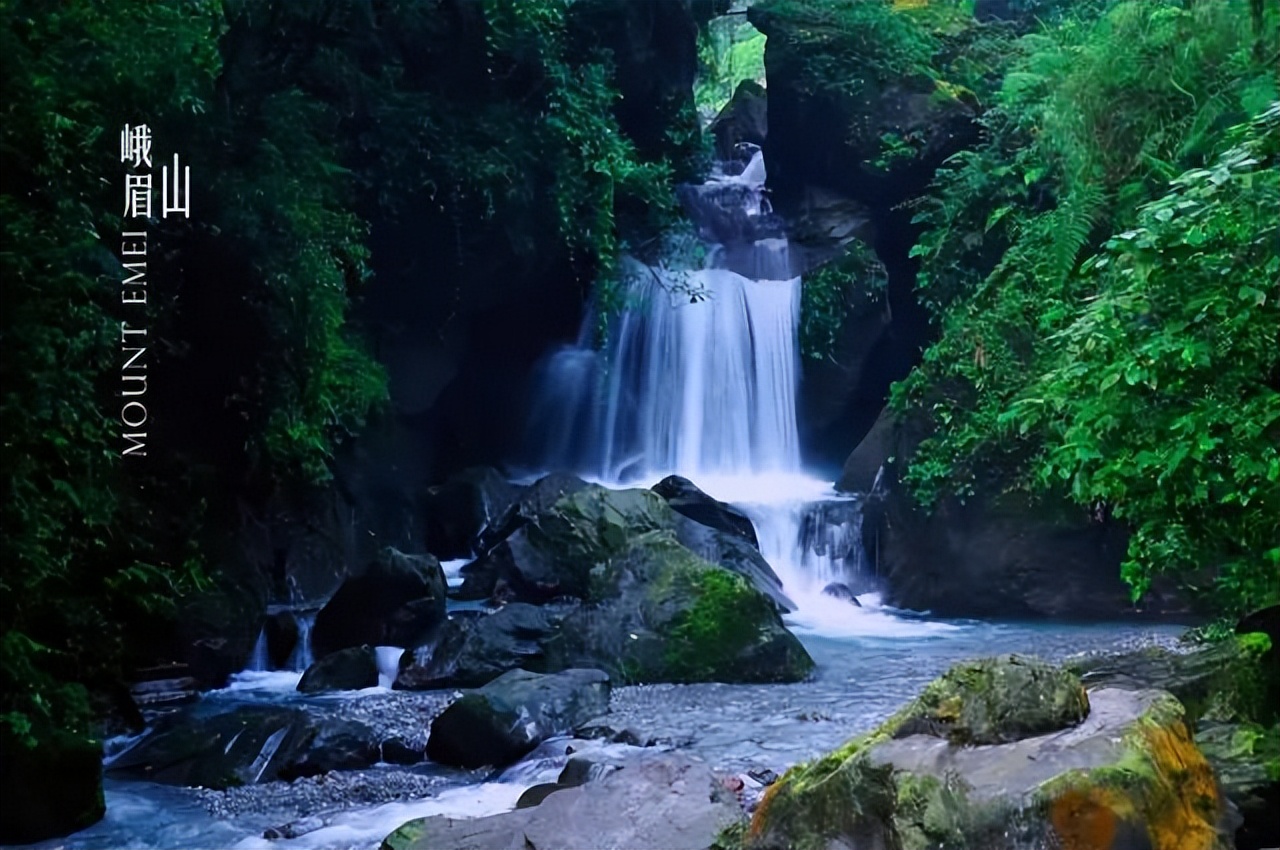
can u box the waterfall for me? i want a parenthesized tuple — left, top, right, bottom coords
(247, 628, 270, 672)
(525, 147, 906, 635)
(286, 612, 316, 672)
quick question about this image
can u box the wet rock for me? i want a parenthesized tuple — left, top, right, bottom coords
(264, 609, 300, 669)
(423, 466, 522, 560)
(278, 720, 381, 780)
(1066, 637, 1268, 724)
(395, 604, 573, 689)
(652, 474, 759, 549)
(382, 752, 742, 850)
(575, 723, 648, 747)
(474, 482, 792, 611)
(0, 727, 105, 844)
(1194, 721, 1280, 850)
(106, 706, 381, 789)
(380, 737, 425, 765)
(263, 816, 325, 840)
(672, 514, 793, 612)
(748, 768, 779, 786)
(473, 472, 591, 554)
(108, 706, 315, 788)
(750, 680, 1230, 850)
(821, 582, 862, 607)
(129, 675, 201, 708)
(425, 668, 611, 769)
(297, 645, 379, 693)
(515, 755, 617, 809)
(312, 548, 446, 659)
(409, 487, 813, 687)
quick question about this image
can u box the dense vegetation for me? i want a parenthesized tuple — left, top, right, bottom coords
(890, 0, 1280, 616)
(1, 0, 688, 760)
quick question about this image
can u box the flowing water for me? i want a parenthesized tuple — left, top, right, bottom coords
(14, 149, 1191, 850)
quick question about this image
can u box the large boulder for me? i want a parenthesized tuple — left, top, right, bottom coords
(106, 705, 382, 788)
(297, 645, 379, 693)
(653, 475, 759, 549)
(0, 727, 104, 844)
(546, 532, 814, 684)
(311, 548, 446, 659)
(422, 466, 522, 560)
(425, 669, 611, 769)
(473, 472, 591, 555)
(742, 658, 1232, 850)
(401, 533, 812, 688)
(466, 483, 792, 611)
(395, 604, 574, 690)
(382, 751, 742, 850)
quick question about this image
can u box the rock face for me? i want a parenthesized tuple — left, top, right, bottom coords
(0, 728, 105, 844)
(710, 79, 768, 160)
(841, 408, 1180, 619)
(743, 658, 1231, 850)
(106, 706, 381, 788)
(297, 645, 379, 693)
(399, 483, 813, 688)
(311, 548, 446, 659)
(382, 751, 742, 850)
(425, 668, 611, 769)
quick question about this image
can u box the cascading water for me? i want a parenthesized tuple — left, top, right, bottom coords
(527, 147, 939, 637)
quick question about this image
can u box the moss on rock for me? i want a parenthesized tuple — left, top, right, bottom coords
(891, 654, 1090, 745)
(747, 659, 1229, 850)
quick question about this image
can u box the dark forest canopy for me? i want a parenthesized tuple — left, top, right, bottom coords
(0, 0, 1276, 825)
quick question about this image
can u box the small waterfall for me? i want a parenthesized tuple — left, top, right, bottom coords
(247, 627, 270, 672)
(287, 612, 316, 672)
(375, 646, 404, 689)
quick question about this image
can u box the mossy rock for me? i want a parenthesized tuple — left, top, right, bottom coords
(1068, 633, 1278, 727)
(548, 531, 814, 684)
(890, 654, 1090, 745)
(744, 660, 1230, 850)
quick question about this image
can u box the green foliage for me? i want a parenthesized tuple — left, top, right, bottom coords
(893, 0, 1280, 615)
(0, 0, 222, 743)
(754, 0, 938, 105)
(800, 242, 887, 360)
(695, 15, 767, 122)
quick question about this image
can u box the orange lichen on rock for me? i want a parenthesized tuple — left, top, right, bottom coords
(1046, 714, 1225, 850)
(1049, 787, 1122, 850)
(748, 776, 785, 840)
(1139, 720, 1223, 850)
